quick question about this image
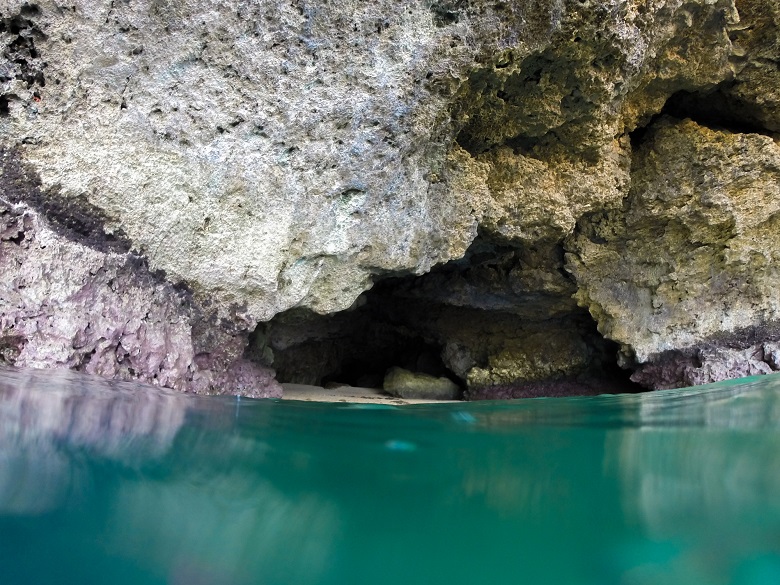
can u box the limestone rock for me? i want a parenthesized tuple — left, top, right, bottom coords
(383, 367, 459, 400)
(0, 0, 743, 322)
(465, 329, 590, 390)
(0, 0, 778, 393)
(723, 0, 780, 132)
(473, 141, 631, 244)
(449, 0, 737, 245)
(568, 117, 780, 386)
(631, 343, 775, 390)
(0, 150, 280, 397)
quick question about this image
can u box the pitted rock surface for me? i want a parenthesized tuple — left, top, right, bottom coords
(0, 0, 779, 393)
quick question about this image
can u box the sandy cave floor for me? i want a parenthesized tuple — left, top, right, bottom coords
(280, 383, 461, 405)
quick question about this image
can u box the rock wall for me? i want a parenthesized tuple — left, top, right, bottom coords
(569, 117, 780, 388)
(0, 147, 280, 396)
(1, 0, 779, 395)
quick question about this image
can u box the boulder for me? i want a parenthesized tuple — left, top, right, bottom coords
(383, 367, 459, 400)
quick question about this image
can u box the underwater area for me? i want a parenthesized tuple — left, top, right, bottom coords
(1, 365, 780, 585)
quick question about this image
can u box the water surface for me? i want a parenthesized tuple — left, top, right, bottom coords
(1, 366, 779, 584)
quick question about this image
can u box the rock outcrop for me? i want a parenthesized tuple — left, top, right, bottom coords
(0, 148, 280, 396)
(1, 0, 779, 395)
(568, 117, 780, 388)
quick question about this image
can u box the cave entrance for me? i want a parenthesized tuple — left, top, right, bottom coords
(319, 334, 451, 391)
(251, 236, 645, 400)
(251, 292, 464, 398)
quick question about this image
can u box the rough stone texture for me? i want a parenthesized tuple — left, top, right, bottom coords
(0, 0, 743, 317)
(474, 141, 631, 244)
(383, 366, 459, 400)
(2, 0, 491, 322)
(568, 117, 780, 388)
(631, 343, 776, 390)
(0, 150, 280, 396)
(627, 328, 780, 389)
(722, 0, 780, 132)
(0, 0, 779, 393)
(467, 377, 626, 400)
(448, 0, 737, 247)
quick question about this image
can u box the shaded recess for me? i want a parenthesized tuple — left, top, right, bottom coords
(429, 0, 465, 27)
(248, 295, 461, 392)
(661, 86, 778, 137)
(0, 147, 132, 254)
(630, 85, 779, 150)
(251, 235, 644, 399)
(453, 37, 624, 157)
(0, 5, 47, 115)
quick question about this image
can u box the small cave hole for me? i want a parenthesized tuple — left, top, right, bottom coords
(20, 3, 40, 16)
(430, 5, 460, 27)
(8, 231, 25, 245)
(631, 87, 776, 149)
(660, 88, 774, 137)
(629, 116, 658, 150)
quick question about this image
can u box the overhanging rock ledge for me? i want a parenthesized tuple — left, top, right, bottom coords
(1, 0, 778, 394)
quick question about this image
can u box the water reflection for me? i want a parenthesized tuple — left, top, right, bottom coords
(0, 367, 188, 453)
(0, 366, 196, 517)
(1, 366, 780, 584)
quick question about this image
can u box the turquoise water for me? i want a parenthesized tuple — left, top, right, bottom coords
(1, 367, 780, 584)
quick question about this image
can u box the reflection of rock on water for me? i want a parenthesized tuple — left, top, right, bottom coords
(607, 380, 780, 563)
(0, 365, 188, 453)
(0, 365, 189, 514)
(115, 478, 341, 585)
(0, 365, 342, 582)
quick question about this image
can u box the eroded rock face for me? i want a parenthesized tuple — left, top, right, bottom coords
(568, 117, 780, 388)
(0, 0, 779, 394)
(0, 0, 742, 316)
(719, 0, 780, 132)
(0, 149, 280, 396)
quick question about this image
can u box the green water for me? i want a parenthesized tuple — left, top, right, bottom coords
(1, 367, 780, 584)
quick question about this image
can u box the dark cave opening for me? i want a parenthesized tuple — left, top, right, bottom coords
(661, 86, 776, 137)
(251, 235, 646, 400)
(319, 333, 456, 391)
(630, 85, 777, 150)
(251, 289, 464, 396)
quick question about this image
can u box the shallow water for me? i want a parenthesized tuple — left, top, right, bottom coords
(1, 366, 780, 585)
